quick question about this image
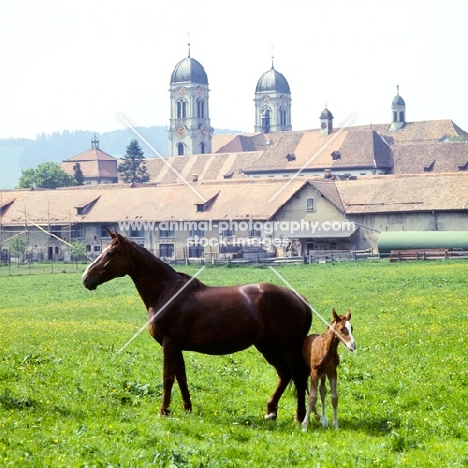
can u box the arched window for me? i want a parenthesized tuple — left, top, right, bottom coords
(399, 111, 405, 122)
(262, 108, 271, 134)
(177, 143, 184, 156)
(393, 111, 398, 122)
(197, 99, 205, 118)
(177, 100, 187, 119)
(280, 106, 287, 127)
(200, 142, 205, 154)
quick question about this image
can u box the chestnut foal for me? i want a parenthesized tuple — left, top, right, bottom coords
(301, 309, 356, 431)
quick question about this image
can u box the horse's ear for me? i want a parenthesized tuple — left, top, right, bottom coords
(345, 309, 351, 321)
(332, 308, 338, 321)
(107, 228, 116, 238)
(115, 232, 127, 244)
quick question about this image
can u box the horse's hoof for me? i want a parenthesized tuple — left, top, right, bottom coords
(264, 412, 277, 421)
(159, 408, 171, 417)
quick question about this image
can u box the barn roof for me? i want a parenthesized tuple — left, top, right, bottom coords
(0, 178, 313, 225)
(393, 141, 468, 174)
(336, 173, 468, 214)
(144, 152, 261, 184)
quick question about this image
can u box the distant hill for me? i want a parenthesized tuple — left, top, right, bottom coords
(0, 126, 239, 189)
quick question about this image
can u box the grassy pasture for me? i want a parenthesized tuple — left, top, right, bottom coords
(0, 261, 468, 467)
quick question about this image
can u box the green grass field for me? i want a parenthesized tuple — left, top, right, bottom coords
(1, 261, 468, 467)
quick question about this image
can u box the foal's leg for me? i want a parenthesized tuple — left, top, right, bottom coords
(255, 339, 291, 420)
(329, 369, 339, 429)
(161, 339, 192, 415)
(319, 374, 328, 427)
(301, 371, 319, 432)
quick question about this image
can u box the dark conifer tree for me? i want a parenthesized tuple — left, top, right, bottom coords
(117, 139, 150, 183)
(73, 162, 84, 185)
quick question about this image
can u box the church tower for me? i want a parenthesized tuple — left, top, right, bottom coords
(320, 105, 333, 137)
(389, 85, 406, 131)
(254, 54, 292, 133)
(168, 43, 213, 156)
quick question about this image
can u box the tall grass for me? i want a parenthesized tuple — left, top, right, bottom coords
(0, 261, 467, 466)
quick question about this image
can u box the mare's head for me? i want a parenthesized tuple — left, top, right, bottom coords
(82, 230, 133, 290)
(332, 308, 356, 353)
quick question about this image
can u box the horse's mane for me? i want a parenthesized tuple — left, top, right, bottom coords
(122, 237, 204, 288)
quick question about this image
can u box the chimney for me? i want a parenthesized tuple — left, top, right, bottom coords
(324, 169, 332, 179)
(192, 174, 198, 182)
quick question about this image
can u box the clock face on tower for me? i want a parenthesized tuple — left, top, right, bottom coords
(199, 125, 206, 137)
(321, 122, 327, 130)
(176, 126, 186, 138)
(178, 87, 185, 95)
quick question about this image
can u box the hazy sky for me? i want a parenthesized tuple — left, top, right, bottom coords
(1, 0, 467, 140)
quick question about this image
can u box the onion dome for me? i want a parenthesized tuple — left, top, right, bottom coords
(255, 66, 290, 93)
(392, 85, 405, 106)
(320, 108, 334, 119)
(170, 57, 208, 85)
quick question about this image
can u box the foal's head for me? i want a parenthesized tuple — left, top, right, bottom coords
(331, 308, 356, 353)
(82, 230, 132, 290)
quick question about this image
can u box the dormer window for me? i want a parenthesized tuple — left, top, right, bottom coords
(458, 162, 468, 171)
(193, 192, 219, 213)
(331, 151, 341, 160)
(285, 153, 296, 162)
(75, 197, 100, 216)
(424, 161, 435, 172)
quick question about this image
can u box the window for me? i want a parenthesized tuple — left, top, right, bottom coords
(249, 229, 261, 238)
(200, 142, 205, 154)
(188, 245, 204, 258)
(306, 198, 315, 212)
(177, 143, 184, 156)
(71, 224, 84, 239)
(130, 228, 144, 238)
(261, 108, 271, 134)
(93, 245, 101, 252)
(159, 244, 174, 258)
(189, 229, 204, 238)
(159, 229, 175, 238)
(101, 225, 110, 238)
(177, 99, 187, 119)
(197, 99, 204, 118)
(50, 225, 62, 239)
(86, 245, 91, 252)
(220, 228, 235, 237)
(280, 106, 287, 126)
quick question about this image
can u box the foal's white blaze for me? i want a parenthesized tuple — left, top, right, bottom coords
(82, 245, 110, 280)
(345, 321, 356, 352)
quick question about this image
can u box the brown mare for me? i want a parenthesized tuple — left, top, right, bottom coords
(82, 231, 312, 422)
(301, 308, 356, 431)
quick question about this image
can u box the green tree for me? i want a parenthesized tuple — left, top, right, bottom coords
(10, 235, 27, 263)
(17, 162, 77, 189)
(73, 162, 84, 185)
(117, 139, 150, 183)
(70, 240, 87, 261)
